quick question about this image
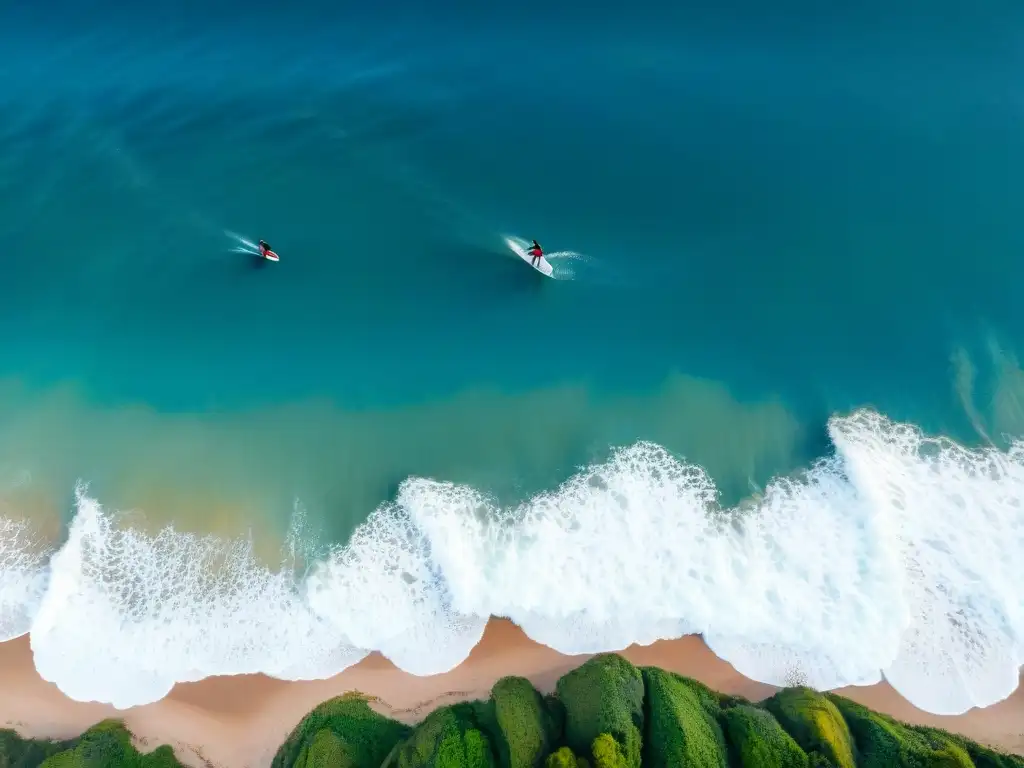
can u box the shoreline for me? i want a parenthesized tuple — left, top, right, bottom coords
(1, 619, 1022, 767)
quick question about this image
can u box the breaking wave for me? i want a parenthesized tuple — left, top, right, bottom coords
(1, 409, 1022, 715)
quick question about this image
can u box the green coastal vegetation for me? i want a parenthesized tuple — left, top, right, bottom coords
(0, 719, 179, 768)
(2, 654, 1022, 768)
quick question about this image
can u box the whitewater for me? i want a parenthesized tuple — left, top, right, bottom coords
(1, 408, 1022, 717)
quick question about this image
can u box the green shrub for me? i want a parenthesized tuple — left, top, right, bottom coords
(388, 702, 497, 768)
(0, 730, 71, 768)
(555, 655, 643, 768)
(273, 693, 410, 768)
(138, 745, 183, 768)
(764, 689, 855, 768)
(591, 734, 627, 768)
(639, 668, 726, 768)
(829, 695, 987, 768)
(722, 705, 808, 768)
(27, 720, 184, 768)
(37, 720, 166, 768)
(304, 728, 349, 768)
(466, 730, 491, 767)
(954, 737, 1024, 767)
(34, 754, 77, 768)
(544, 748, 580, 768)
(543, 695, 566, 743)
(884, 719, 1024, 768)
(490, 677, 559, 768)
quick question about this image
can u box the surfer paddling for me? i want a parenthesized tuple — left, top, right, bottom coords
(528, 239, 543, 267)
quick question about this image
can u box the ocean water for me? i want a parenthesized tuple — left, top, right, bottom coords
(3, 0, 1024, 715)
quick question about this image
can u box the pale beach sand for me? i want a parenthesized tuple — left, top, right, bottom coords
(1, 618, 1021, 767)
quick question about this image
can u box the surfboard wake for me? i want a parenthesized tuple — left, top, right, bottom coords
(225, 231, 263, 256)
(504, 235, 584, 280)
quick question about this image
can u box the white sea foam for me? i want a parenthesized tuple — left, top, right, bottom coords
(29, 488, 364, 708)
(0, 515, 49, 642)
(1, 408, 1022, 714)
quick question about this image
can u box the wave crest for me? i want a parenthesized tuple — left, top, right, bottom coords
(1, 408, 1022, 715)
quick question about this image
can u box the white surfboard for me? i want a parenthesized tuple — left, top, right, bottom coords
(506, 238, 553, 277)
(262, 250, 279, 262)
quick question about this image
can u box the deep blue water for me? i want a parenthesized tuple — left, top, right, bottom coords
(2, 0, 1024, 524)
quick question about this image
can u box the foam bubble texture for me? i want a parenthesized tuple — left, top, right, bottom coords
(0, 516, 49, 642)
(1, 409, 1022, 713)
(29, 488, 364, 708)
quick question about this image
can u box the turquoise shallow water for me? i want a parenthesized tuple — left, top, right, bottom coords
(4, 0, 1024, 716)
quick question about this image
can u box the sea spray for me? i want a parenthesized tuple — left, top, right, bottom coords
(2, 409, 1022, 714)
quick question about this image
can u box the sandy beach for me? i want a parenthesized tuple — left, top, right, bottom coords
(1, 618, 1021, 768)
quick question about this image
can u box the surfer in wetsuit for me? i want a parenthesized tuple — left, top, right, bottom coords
(528, 240, 543, 266)
(258, 240, 274, 259)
